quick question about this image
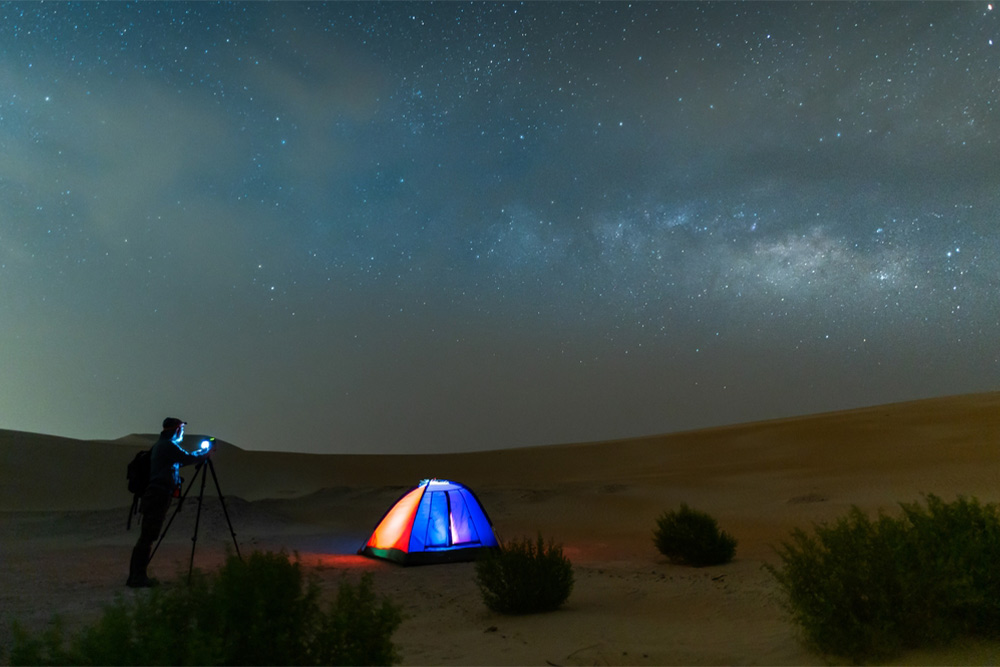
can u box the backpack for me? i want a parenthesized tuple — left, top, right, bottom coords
(126, 449, 151, 529)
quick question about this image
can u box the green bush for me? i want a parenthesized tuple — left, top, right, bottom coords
(7, 550, 403, 666)
(768, 495, 1000, 663)
(475, 535, 574, 614)
(653, 504, 737, 566)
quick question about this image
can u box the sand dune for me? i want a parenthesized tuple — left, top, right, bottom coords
(2, 391, 1000, 664)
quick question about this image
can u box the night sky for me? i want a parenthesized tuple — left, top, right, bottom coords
(2, 2, 998, 454)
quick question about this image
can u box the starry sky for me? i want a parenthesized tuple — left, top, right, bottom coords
(1, 2, 998, 455)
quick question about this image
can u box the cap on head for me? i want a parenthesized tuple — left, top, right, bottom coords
(162, 417, 186, 432)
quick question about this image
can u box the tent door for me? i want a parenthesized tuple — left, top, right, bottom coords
(424, 490, 483, 548)
(448, 490, 481, 545)
(425, 491, 450, 547)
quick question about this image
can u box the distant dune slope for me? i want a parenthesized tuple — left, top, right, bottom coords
(1, 391, 997, 512)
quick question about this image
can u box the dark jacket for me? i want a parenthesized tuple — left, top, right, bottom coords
(146, 431, 209, 494)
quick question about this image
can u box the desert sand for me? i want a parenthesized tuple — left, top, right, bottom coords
(2, 391, 1000, 665)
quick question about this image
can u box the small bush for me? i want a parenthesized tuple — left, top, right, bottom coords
(768, 494, 1000, 663)
(8, 618, 73, 666)
(653, 504, 737, 566)
(8, 550, 403, 666)
(475, 535, 574, 614)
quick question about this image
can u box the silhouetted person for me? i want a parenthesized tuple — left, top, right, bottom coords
(126, 417, 213, 588)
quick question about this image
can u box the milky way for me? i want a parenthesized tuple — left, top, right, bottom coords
(1, 2, 997, 453)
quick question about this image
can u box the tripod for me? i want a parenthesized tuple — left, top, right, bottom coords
(149, 457, 242, 582)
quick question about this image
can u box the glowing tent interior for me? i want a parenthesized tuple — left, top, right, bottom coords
(359, 478, 499, 565)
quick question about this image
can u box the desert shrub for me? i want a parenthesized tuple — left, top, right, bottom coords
(768, 495, 1000, 663)
(653, 504, 737, 566)
(899, 494, 1000, 635)
(7, 550, 403, 666)
(475, 535, 574, 614)
(312, 571, 404, 666)
(8, 618, 73, 666)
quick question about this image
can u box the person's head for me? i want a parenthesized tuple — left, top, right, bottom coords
(162, 417, 186, 443)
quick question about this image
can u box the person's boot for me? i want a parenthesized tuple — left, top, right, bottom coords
(125, 545, 158, 588)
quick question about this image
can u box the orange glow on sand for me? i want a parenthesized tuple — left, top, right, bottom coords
(297, 553, 380, 569)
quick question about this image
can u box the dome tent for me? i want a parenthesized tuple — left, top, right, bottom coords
(359, 479, 499, 565)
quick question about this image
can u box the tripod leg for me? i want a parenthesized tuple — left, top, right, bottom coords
(188, 459, 210, 583)
(149, 462, 204, 566)
(207, 458, 242, 561)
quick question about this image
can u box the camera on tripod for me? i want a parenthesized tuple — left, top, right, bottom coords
(149, 437, 242, 581)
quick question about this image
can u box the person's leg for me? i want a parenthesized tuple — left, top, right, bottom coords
(127, 492, 170, 586)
